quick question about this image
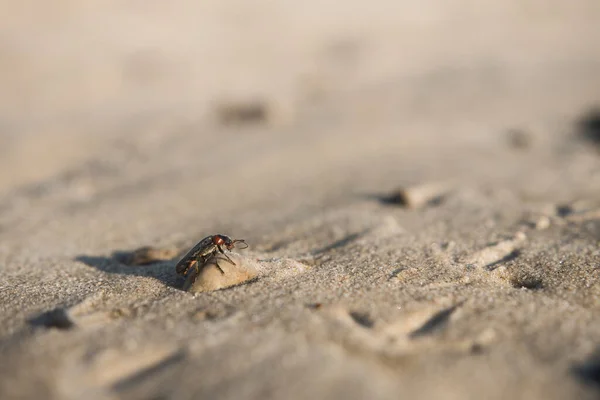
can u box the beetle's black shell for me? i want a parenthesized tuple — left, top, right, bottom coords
(175, 233, 246, 276)
(175, 236, 215, 275)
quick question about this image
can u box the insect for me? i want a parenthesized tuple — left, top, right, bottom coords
(175, 234, 248, 276)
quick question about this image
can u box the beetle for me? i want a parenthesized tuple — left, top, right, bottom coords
(175, 234, 248, 276)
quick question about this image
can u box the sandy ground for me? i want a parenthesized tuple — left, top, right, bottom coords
(1, 1, 600, 399)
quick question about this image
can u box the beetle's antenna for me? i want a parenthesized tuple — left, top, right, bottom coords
(233, 239, 248, 249)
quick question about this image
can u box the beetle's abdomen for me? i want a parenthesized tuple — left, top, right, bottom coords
(176, 259, 197, 275)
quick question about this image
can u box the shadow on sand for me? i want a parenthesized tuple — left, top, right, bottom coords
(572, 348, 600, 390)
(75, 249, 185, 290)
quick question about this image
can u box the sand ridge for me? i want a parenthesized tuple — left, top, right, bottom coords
(1, 1, 600, 399)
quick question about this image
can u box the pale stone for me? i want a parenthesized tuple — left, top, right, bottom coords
(183, 253, 260, 293)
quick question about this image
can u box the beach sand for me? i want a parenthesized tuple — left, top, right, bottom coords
(1, 2, 600, 399)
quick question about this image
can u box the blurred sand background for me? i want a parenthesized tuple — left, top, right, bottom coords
(1, 1, 600, 399)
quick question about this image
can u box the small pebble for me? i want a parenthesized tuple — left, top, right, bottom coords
(534, 216, 551, 230)
(124, 246, 179, 266)
(384, 181, 453, 209)
(506, 128, 532, 150)
(215, 100, 269, 126)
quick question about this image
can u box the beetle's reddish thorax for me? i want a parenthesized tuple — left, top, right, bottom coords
(213, 235, 226, 246)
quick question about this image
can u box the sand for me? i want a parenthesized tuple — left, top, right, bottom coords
(1, 1, 600, 399)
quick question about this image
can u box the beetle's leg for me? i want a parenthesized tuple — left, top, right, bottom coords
(214, 260, 225, 274)
(217, 245, 236, 266)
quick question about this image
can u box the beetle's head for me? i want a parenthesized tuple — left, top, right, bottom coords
(213, 235, 248, 250)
